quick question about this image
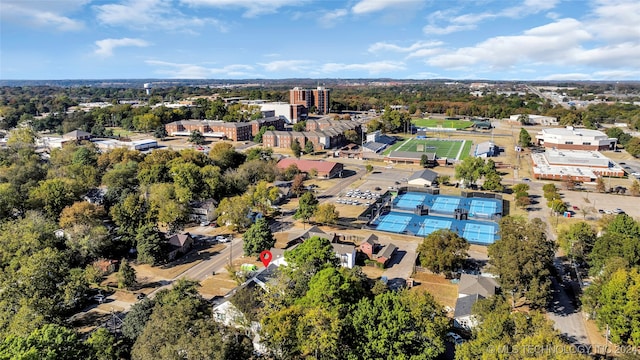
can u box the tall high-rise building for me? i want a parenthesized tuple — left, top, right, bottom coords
(289, 86, 330, 115)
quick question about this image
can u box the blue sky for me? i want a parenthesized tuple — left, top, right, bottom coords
(1, 0, 639, 80)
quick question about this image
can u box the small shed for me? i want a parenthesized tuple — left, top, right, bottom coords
(408, 169, 439, 187)
(63, 130, 92, 141)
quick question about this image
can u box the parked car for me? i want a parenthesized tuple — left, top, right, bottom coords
(598, 209, 605, 214)
(216, 235, 230, 243)
(200, 221, 210, 227)
(446, 332, 464, 345)
(93, 294, 105, 304)
(522, 178, 531, 182)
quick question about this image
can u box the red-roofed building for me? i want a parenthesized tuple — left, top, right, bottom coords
(277, 158, 344, 179)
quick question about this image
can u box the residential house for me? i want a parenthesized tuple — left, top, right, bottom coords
(453, 274, 499, 330)
(166, 233, 194, 260)
(359, 234, 397, 268)
(376, 243, 397, 267)
(331, 243, 356, 269)
(276, 158, 344, 179)
(188, 199, 217, 222)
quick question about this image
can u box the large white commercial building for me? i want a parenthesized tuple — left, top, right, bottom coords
(535, 126, 617, 151)
(531, 149, 624, 182)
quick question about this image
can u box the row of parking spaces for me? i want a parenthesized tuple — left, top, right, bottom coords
(335, 198, 372, 206)
(343, 189, 382, 200)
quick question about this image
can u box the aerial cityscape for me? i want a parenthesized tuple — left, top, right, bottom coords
(1, 0, 640, 359)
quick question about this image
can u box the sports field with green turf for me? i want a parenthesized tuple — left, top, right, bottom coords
(383, 137, 472, 160)
(411, 118, 474, 129)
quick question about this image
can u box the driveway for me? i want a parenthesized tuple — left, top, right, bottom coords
(381, 239, 418, 289)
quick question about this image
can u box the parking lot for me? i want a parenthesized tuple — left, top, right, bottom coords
(559, 190, 640, 219)
(335, 188, 382, 207)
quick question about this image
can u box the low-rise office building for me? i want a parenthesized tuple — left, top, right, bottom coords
(535, 126, 617, 151)
(531, 148, 624, 181)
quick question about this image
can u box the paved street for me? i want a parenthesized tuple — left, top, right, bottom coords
(147, 238, 245, 299)
(525, 180, 590, 351)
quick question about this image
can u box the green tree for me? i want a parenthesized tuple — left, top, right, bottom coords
(365, 164, 373, 173)
(135, 224, 166, 265)
(294, 191, 319, 225)
(249, 180, 280, 214)
(481, 171, 504, 192)
(455, 156, 485, 186)
(242, 218, 275, 256)
(314, 203, 339, 225)
(488, 217, 556, 309)
(418, 229, 469, 277)
(122, 298, 156, 342)
(133, 113, 161, 131)
(291, 139, 302, 158)
(29, 178, 82, 219)
(420, 154, 431, 167)
(0, 324, 87, 360)
(344, 129, 359, 143)
(512, 183, 530, 194)
(148, 183, 188, 232)
(558, 222, 596, 264)
(131, 297, 253, 360)
(208, 142, 245, 170)
(285, 236, 339, 272)
(215, 194, 251, 231)
(291, 173, 305, 197)
(169, 162, 203, 203)
(347, 290, 448, 360)
(456, 296, 589, 360)
(517, 114, 529, 125)
(518, 127, 531, 147)
(188, 130, 204, 145)
(117, 258, 137, 289)
(292, 121, 306, 132)
(85, 327, 123, 360)
(304, 140, 314, 154)
(549, 198, 568, 214)
(297, 267, 369, 314)
(153, 126, 168, 139)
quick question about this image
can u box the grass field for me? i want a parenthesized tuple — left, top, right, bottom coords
(383, 137, 470, 160)
(412, 118, 474, 129)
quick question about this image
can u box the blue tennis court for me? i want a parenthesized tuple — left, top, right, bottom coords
(416, 217, 453, 237)
(469, 199, 498, 217)
(393, 192, 427, 210)
(462, 222, 498, 245)
(431, 197, 461, 214)
(374, 213, 413, 233)
(372, 211, 499, 245)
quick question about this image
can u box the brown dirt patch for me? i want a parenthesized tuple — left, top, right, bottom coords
(584, 318, 608, 356)
(361, 265, 385, 279)
(411, 272, 459, 309)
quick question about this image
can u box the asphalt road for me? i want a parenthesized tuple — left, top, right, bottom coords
(525, 180, 591, 351)
(147, 238, 245, 299)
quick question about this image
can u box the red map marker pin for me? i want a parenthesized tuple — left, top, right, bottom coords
(259, 250, 273, 267)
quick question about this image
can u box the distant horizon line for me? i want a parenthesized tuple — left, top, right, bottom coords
(2, 78, 639, 85)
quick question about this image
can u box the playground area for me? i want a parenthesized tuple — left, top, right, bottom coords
(383, 137, 471, 160)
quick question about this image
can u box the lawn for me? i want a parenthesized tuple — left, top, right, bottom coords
(383, 137, 469, 160)
(412, 118, 474, 129)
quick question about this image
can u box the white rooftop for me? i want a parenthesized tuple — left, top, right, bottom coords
(540, 127, 608, 138)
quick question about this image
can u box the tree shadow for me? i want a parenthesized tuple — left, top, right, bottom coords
(385, 250, 407, 267)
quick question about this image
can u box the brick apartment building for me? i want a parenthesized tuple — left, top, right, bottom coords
(262, 119, 361, 151)
(290, 86, 331, 115)
(165, 116, 284, 142)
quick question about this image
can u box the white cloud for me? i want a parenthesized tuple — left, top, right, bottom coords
(368, 40, 442, 53)
(95, 0, 227, 32)
(259, 60, 313, 73)
(587, 1, 640, 42)
(319, 9, 348, 27)
(321, 61, 405, 74)
(351, 0, 423, 15)
(423, 0, 560, 35)
(427, 18, 591, 69)
(146, 60, 258, 78)
(0, 0, 87, 31)
(179, 0, 306, 17)
(540, 73, 591, 81)
(95, 38, 150, 57)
